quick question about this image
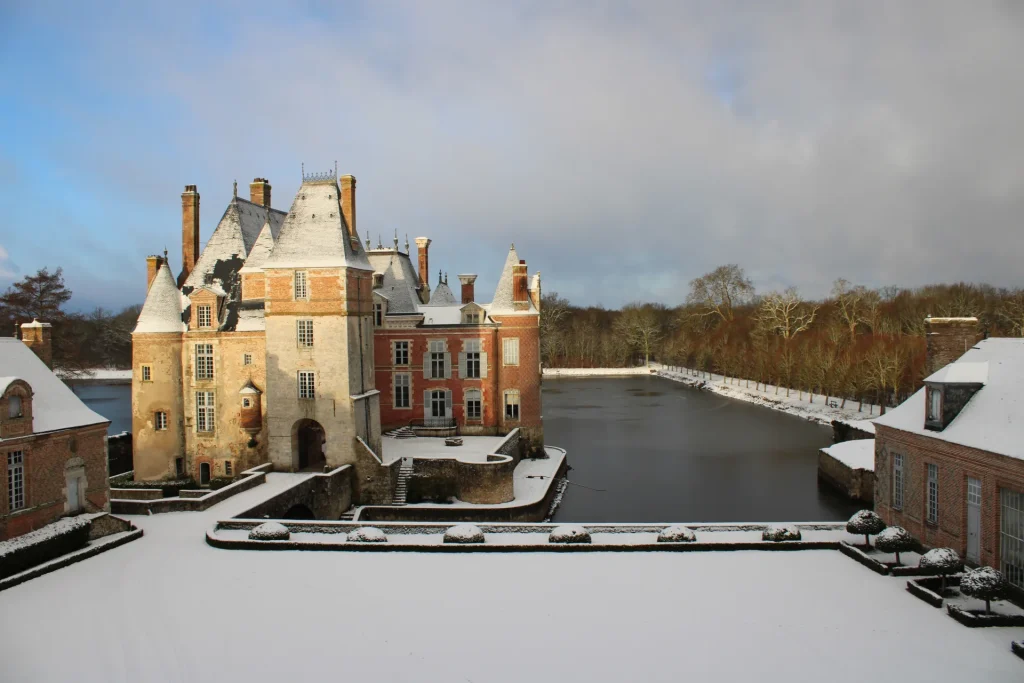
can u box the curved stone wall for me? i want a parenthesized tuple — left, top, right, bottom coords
(456, 454, 515, 504)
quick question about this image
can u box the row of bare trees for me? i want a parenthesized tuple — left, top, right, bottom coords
(541, 266, 1024, 411)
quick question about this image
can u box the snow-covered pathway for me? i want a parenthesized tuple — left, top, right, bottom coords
(1, 481, 1022, 682)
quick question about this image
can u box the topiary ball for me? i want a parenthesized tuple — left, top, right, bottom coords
(657, 525, 697, 543)
(548, 525, 591, 544)
(443, 524, 485, 544)
(762, 525, 802, 542)
(960, 566, 1008, 601)
(918, 547, 962, 573)
(249, 522, 290, 541)
(347, 527, 387, 543)
(846, 510, 886, 537)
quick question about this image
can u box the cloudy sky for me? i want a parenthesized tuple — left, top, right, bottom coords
(1, 1, 1022, 311)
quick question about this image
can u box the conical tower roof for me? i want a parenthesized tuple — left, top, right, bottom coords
(134, 263, 186, 333)
(488, 244, 520, 315)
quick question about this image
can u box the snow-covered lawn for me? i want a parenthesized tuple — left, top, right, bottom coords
(1, 482, 1022, 682)
(382, 434, 510, 463)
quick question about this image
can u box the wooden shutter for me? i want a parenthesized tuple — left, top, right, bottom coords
(444, 352, 452, 379)
(423, 390, 431, 417)
(423, 352, 430, 378)
(458, 352, 467, 378)
(445, 390, 452, 417)
(480, 352, 488, 378)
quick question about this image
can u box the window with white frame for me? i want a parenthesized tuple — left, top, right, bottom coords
(294, 271, 309, 300)
(297, 319, 314, 348)
(464, 339, 481, 378)
(503, 338, 519, 366)
(463, 310, 480, 324)
(155, 411, 167, 430)
(196, 392, 215, 433)
(373, 303, 383, 327)
(7, 450, 24, 511)
(504, 390, 520, 420)
(466, 389, 482, 420)
(1000, 488, 1024, 588)
(892, 453, 904, 510)
(141, 365, 152, 382)
(243, 353, 252, 366)
(429, 389, 448, 418)
(298, 371, 315, 399)
(927, 463, 938, 523)
(197, 304, 212, 328)
(394, 341, 409, 366)
(968, 477, 982, 506)
(927, 387, 941, 422)
(195, 344, 214, 380)
(430, 340, 446, 379)
(394, 373, 410, 408)
(8, 395, 22, 418)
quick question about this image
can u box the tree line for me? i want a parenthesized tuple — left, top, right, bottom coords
(0, 268, 139, 374)
(541, 265, 1024, 412)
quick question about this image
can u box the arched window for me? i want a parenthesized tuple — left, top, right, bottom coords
(8, 395, 22, 418)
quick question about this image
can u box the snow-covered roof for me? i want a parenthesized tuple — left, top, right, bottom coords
(875, 338, 1024, 460)
(0, 339, 108, 435)
(235, 305, 266, 332)
(0, 376, 18, 395)
(184, 198, 285, 290)
(134, 263, 186, 334)
(821, 439, 875, 471)
(488, 244, 537, 317)
(420, 305, 464, 326)
(925, 362, 988, 385)
(239, 219, 276, 273)
(426, 280, 457, 306)
(263, 179, 372, 270)
(367, 250, 423, 314)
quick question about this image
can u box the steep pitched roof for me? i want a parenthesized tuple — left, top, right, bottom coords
(0, 339, 108, 435)
(426, 280, 457, 306)
(239, 219, 275, 272)
(134, 263, 186, 333)
(263, 179, 372, 270)
(367, 250, 422, 314)
(488, 244, 536, 317)
(874, 338, 1024, 460)
(184, 198, 285, 290)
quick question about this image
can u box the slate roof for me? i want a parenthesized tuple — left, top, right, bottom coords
(134, 263, 187, 333)
(184, 197, 285, 291)
(239, 219, 276, 272)
(367, 250, 423, 314)
(426, 280, 457, 306)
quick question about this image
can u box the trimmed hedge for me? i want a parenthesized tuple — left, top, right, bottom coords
(905, 576, 961, 608)
(1012, 641, 1024, 662)
(0, 517, 92, 580)
(115, 478, 198, 498)
(946, 603, 1024, 628)
(838, 541, 889, 575)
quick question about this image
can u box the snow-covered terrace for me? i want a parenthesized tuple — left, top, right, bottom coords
(1, 480, 1022, 681)
(382, 434, 509, 463)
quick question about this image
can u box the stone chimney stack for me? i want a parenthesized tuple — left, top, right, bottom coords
(146, 255, 166, 291)
(21, 319, 53, 369)
(179, 185, 200, 287)
(513, 260, 529, 311)
(340, 175, 356, 241)
(415, 237, 432, 291)
(458, 274, 477, 304)
(529, 272, 542, 312)
(925, 317, 984, 376)
(249, 178, 271, 207)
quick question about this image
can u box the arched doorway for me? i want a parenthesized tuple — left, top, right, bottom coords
(293, 419, 326, 472)
(283, 504, 315, 520)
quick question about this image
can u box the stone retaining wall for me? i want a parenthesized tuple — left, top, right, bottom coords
(234, 465, 354, 521)
(818, 451, 874, 503)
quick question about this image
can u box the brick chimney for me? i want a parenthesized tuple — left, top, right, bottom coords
(21, 319, 53, 369)
(458, 274, 477, 304)
(340, 175, 356, 241)
(179, 185, 200, 287)
(925, 317, 984, 376)
(528, 272, 541, 312)
(146, 255, 166, 291)
(415, 237, 432, 291)
(513, 260, 529, 311)
(249, 178, 271, 207)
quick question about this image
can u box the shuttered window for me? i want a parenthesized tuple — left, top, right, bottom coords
(466, 389, 482, 420)
(394, 373, 410, 408)
(503, 338, 519, 366)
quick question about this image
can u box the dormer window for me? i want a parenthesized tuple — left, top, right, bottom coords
(197, 305, 212, 328)
(373, 273, 384, 288)
(926, 387, 942, 422)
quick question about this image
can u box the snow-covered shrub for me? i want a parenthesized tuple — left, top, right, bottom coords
(960, 566, 1008, 614)
(657, 525, 696, 543)
(846, 510, 886, 547)
(874, 526, 915, 565)
(761, 525, 801, 542)
(0, 516, 91, 580)
(443, 524, 485, 544)
(248, 522, 290, 541)
(347, 527, 388, 543)
(548, 525, 591, 544)
(918, 548, 962, 594)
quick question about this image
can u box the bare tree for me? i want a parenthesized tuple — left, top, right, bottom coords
(613, 303, 663, 366)
(686, 265, 754, 323)
(831, 278, 876, 341)
(756, 287, 820, 340)
(995, 289, 1024, 336)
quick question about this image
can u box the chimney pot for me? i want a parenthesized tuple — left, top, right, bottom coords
(249, 177, 271, 208)
(415, 237, 432, 293)
(146, 254, 165, 291)
(340, 175, 357, 241)
(924, 317, 984, 376)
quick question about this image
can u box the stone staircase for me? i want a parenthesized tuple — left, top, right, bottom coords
(392, 460, 414, 506)
(339, 508, 356, 521)
(384, 426, 416, 439)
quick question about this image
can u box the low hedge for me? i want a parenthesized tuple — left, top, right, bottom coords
(0, 517, 92, 580)
(839, 541, 889, 575)
(946, 603, 1024, 628)
(906, 576, 961, 608)
(1011, 641, 1024, 661)
(116, 478, 197, 498)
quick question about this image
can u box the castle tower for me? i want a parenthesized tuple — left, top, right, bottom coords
(261, 172, 380, 472)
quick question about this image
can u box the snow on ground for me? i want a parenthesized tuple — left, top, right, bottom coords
(543, 366, 655, 377)
(821, 439, 876, 471)
(382, 434, 509, 463)
(1, 483, 1023, 682)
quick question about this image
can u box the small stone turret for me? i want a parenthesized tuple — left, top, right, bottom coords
(21, 320, 52, 369)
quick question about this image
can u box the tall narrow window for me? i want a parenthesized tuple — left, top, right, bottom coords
(430, 390, 448, 418)
(503, 338, 519, 366)
(927, 388, 941, 422)
(298, 371, 316, 399)
(466, 389, 482, 420)
(1001, 488, 1024, 588)
(892, 453, 904, 510)
(430, 340, 446, 379)
(464, 339, 481, 379)
(394, 373, 410, 408)
(8, 395, 22, 418)
(224, 461, 233, 476)
(294, 271, 309, 300)
(175, 457, 185, 477)
(197, 305, 212, 328)
(927, 463, 939, 523)
(195, 344, 214, 380)
(373, 303, 383, 327)
(141, 365, 152, 382)
(504, 390, 520, 420)
(394, 341, 409, 366)
(196, 392, 215, 432)
(243, 353, 253, 366)
(7, 450, 24, 511)
(155, 411, 167, 431)
(297, 319, 314, 348)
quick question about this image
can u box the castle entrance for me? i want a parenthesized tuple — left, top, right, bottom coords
(294, 419, 326, 472)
